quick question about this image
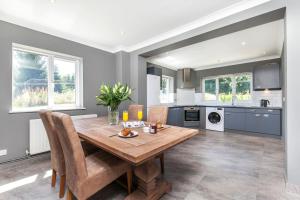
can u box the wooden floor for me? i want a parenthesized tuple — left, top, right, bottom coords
(0, 130, 299, 200)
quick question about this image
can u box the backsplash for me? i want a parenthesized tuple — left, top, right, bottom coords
(175, 90, 282, 107)
(252, 90, 282, 107)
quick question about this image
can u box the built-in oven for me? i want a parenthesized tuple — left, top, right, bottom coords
(184, 107, 200, 127)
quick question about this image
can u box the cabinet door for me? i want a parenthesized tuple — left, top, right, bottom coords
(224, 112, 246, 130)
(260, 114, 281, 135)
(253, 63, 281, 90)
(245, 113, 261, 133)
(167, 108, 184, 127)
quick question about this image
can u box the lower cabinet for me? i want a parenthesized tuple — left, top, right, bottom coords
(224, 111, 246, 131)
(225, 108, 281, 136)
(167, 107, 184, 127)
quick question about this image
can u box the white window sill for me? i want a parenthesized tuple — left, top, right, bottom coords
(9, 107, 86, 114)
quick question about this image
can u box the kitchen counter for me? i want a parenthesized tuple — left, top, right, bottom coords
(168, 105, 282, 110)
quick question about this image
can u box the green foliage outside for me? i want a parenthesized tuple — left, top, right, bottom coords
(205, 75, 251, 102)
(219, 77, 232, 102)
(96, 83, 132, 111)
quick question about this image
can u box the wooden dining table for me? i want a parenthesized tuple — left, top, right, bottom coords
(74, 117, 199, 200)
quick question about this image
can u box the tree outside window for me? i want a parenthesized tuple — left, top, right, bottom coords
(218, 77, 232, 103)
(203, 73, 252, 104)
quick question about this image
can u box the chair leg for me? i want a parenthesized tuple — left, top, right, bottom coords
(59, 175, 66, 198)
(160, 154, 165, 174)
(66, 188, 73, 200)
(126, 169, 133, 194)
(51, 169, 57, 187)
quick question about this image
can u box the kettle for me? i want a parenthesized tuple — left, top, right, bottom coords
(260, 99, 270, 107)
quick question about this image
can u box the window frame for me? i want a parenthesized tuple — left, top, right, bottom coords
(11, 43, 84, 113)
(202, 72, 252, 104)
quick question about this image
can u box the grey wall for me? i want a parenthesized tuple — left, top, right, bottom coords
(147, 62, 177, 92)
(286, 0, 300, 185)
(0, 20, 116, 163)
(195, 58, 281, 92)
(115, 51, 132, 113)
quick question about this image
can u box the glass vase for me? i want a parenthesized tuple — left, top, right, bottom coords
(108, 107, 119, 125)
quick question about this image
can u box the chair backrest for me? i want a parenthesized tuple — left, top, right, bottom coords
(39, 110, 65, 176)
(128, 104, 144, 121)
(51, 112, 88, 188)
(147, 106, 169, 124)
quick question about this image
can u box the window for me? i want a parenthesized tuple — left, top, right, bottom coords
(218, 77, 232, 103)
(235, 74, 251, 101)
(160, 75, 174, 103)
(12, 44, 83, 112)
(204, 79, 217, 100)
(203, 73, 252, 104)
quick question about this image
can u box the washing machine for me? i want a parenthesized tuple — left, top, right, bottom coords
(206, 107, 224, 132)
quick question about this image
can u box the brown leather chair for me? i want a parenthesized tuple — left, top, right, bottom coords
(147, 105, 169, 174)
(147, 105, 169, 124)
(51, 112, 132, 200)
(39, 111, 99, 198)
(128, 104, 144, 121)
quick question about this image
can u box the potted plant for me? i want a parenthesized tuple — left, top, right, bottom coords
(96, 82, 132, 125)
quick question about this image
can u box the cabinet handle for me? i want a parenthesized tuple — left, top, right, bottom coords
(250, 109, 256, 112)
(255, 114, 261, 117)
(263, 114, 269, 117)
(225, 113, 231, 115)
(267, 110, 273, 112)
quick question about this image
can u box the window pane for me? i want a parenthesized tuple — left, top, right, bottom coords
(160, 76, 174, 103)
(204, 79, 216, 100)
(12, 50, 48, 110)
(218, 77, 232, 103)
(236, 75, 251, 101)
(161, 77, 168, 95)
(53, 58, 76, 105)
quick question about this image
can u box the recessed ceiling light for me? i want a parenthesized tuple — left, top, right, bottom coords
(241, 41, 247, 46)
(50, 0, 56, 3)
(120, 31, 125, 36)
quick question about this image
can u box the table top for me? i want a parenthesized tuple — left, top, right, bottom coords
(74, 117, 199, 165)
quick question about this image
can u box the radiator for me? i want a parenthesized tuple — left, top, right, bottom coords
(29, 114, 97, 155)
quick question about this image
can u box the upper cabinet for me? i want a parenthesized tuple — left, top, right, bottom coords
(253, 62, 281, 90)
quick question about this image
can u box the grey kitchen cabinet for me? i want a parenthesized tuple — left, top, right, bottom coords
(167, 107, 184, 127)
(200, 107, 206, 129)
(245, 109, 281, 135)
(224, 109, 246, 131)
(253, 63, 281, 90)
(259, 113, 281, 135)
(225, 107, 281, 136)
(245, 113, 261, 133)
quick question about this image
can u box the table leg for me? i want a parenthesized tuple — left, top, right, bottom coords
(125, 159, 172, 200)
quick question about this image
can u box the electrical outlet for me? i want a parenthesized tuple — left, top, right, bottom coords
(0, 149, 7, 156)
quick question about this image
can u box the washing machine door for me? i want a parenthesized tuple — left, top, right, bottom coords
(208, 112, 221, 124)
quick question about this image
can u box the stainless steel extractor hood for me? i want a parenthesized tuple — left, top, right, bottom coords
(178, 68, 195, 89)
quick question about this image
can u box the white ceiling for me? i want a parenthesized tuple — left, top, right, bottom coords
(148, 19, 284, 71)
(0, 0, 272, 52)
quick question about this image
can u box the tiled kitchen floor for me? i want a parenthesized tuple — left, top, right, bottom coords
(0, 130, 299, 200)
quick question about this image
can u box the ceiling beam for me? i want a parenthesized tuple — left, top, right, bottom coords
(140, 8, 285, 58)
